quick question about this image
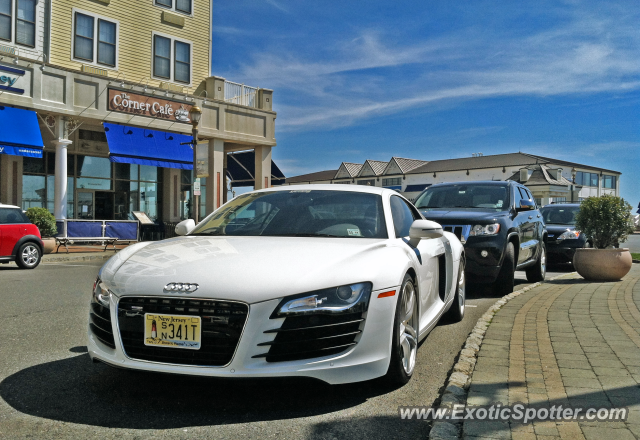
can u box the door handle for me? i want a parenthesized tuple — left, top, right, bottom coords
(528, 216, 533, 219)
(537, 214, 541, 218)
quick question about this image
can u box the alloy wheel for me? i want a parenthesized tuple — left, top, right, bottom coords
(458, 267, 466, 315)
(21, 245, 39, 267)
(399, 281, 418, 375)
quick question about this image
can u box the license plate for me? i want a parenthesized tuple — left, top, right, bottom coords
(144, 313, 201, 350)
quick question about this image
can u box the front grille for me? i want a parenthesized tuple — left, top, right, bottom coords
(443, 225, 471, 242)
(117, 297, 248, 366)
(253, 312, 365, 363)
(89, 300, 116, 349)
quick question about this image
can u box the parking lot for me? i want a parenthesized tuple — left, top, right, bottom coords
(0, 260, 568, 439)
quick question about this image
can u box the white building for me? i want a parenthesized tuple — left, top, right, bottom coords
(284, 152, 621, 206)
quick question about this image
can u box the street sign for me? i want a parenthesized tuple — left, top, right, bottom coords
(194, 178, 201, 196)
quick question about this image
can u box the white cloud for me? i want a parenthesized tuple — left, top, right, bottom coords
(223, 3, 640, 131)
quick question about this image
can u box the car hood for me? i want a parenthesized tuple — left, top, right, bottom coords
(100, 236, 391, 303)
(545, 225, 577, 235)
(419, 208, 509, 223)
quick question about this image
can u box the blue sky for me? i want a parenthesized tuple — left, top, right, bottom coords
(212, 0, 639, 208)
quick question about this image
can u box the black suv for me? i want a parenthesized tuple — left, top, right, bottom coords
(413, 181, 547, 295)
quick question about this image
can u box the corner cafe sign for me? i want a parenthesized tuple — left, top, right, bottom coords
(108, 88, 193, 124)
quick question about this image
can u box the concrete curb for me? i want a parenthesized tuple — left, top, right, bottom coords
(42, 253, 115, 263)
(429, 273, 577, 440)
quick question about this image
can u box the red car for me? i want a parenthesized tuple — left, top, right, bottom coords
(0, 204, 43, 269)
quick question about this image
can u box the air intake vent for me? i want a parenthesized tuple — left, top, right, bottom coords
(117, 297, 248, 367)
(253, 312, 365, 362)
(89, 298, 115, 349)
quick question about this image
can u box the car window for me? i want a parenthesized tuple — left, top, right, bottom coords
(415, 185, 509, 211)
(0, 208, 30, 224)
(540, 206, 580, 225)
(390, 195, 418, 238)
(191, 190, 388, 238)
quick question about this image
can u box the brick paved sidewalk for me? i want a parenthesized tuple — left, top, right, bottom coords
(463, 265, 640, 440)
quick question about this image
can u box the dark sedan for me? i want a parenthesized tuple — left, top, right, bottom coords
(540, 203, 590, 263)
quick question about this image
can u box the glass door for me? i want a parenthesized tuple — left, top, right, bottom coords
(77, 191, 94, 219)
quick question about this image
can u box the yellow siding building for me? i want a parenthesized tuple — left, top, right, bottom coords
(0, 0, 278, 225)
(49, 0, 211, 94)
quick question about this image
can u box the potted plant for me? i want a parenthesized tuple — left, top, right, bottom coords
(573, 195, 634, 281)
(25, 207, 58, 254)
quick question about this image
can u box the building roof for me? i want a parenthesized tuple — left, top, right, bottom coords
(335, 162, 364, 178)
(358, 159, 388, 177)
(407, 152, 620, 175)
(384, 157, 429, 175)
(506, 164, 576, 186)
(285, 169, 338, 184)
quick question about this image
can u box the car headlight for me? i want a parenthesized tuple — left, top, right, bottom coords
(558, 230, 580, 240)
(469, 223, 500, 236)
(92, 277, 111, 309)
(271, 282, 372, 318)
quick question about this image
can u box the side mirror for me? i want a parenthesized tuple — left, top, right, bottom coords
(516, 200, 536, 212)
(408, 219, 443, 246)
(175, 219, 196, 236)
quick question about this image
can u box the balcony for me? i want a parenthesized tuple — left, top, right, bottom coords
(224, 80, 258, 108)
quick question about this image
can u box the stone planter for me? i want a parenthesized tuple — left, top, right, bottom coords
(573, 248, 632, 281)
(41, 237, 56, 254)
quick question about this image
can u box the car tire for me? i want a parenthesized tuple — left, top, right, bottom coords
(526, 243, 546, 282)
(385, 273, 418, 386)
(16, 242, 42, 269)
(443, 259, 465, 323)
(494, 242, 515, 296)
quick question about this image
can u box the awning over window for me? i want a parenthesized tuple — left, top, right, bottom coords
(227, 151, 286, 187)
(103, 122, 193, 169)
(0, 106, 44, 158)
(404, 183, 431, 192)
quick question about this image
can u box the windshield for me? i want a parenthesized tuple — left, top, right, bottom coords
(190, 190, 388, 238)
(540, 205, 580, 225)
(415, 185, 510, 211)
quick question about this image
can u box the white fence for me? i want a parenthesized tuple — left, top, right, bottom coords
(224, 81, 258, 108)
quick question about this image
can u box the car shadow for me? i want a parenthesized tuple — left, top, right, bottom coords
(0, 264, 22, 271)
(0, 351, 400, 429)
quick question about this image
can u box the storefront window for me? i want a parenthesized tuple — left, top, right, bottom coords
(140, 181, 159, 220)
(77, 155, 111, 179)
(22, 175, 46, 209)
(77, 177, 111, 190)
(140, 165, 159, 182)
(115, 162, 138, 180)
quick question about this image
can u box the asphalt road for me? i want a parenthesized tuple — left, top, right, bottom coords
(623, 233, 640, 253)
(0, 260, 569, 440)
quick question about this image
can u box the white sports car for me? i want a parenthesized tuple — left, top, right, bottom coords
(88, 185, 465, 385)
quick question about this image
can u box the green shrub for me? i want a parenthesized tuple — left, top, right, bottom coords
(25, 207, 58, 237)
(575, 195, 634, 249)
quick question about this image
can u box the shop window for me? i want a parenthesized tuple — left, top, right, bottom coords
(115, 163, 138, 180)
(154, 0, 192, 15)
(77, 155, 111, 179)
(73, 10, 118, 68)
(77, 177, 111, 190)
(357, 179, 375, 186)
(0, 0, 36, 47)
(382, 177, 401, 186)
(152, 33, 192, 85)
(79, 129, 108, 142)
(140, 165, 159, 182)
(21, 175, 45, 210)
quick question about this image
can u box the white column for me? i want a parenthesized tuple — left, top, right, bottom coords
(53, 139, 72, 219)
(206, 139, 225, 212)
(254, 145, 272, 190)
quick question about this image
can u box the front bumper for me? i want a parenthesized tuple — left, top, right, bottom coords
(88, 288, 399, 385)
(462, 236, 505, 283)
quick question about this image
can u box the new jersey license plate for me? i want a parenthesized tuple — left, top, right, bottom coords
(144, 313, 202, 350)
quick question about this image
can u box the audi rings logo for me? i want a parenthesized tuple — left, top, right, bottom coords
(164, 282, 199, 293)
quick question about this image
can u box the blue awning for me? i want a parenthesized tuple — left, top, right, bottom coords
(227, 151, 286, 187)
(0, 106, 44, 158)
(404, 183, 431, 192)
(103, 122, 193, 169)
